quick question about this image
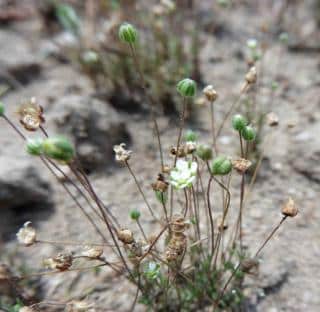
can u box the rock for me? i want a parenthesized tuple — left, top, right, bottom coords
(51, 95, 131, 172)
(0, 30, 42, 87)
(0, 156, 53, 241)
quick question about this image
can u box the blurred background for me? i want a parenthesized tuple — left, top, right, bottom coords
(0, 0, 319, 311)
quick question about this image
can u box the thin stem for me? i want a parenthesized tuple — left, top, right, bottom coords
(128, 43, 164, 171)
(125, 160, 157, 220)
(174, 96, 187, 166)
(210, 101, 218, 154)
(136, 219, 148, 242)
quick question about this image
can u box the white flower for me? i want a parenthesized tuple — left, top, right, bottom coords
(16, 221, 36, 246)
(170, 159, 197, 189)
(247, 38, 258, 50)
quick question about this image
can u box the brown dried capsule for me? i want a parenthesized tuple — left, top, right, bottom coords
(266, 112, 279, 127)
(17, 97, 45, 131)
(170, 145, 187, 158)
(232, 158, 252, 174)
(245, 66, 257, 84)
(44, 253, 73, 271)
(117, 229, 134, 244)
(281, 198, 298, 217)
(203, 85, 218, 102)
(152, 174, 169, 192)
(240, 258, 259, 275)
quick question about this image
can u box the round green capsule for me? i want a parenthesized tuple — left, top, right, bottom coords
(118, 22, 138, 44)
(177, 78, 197, 97)
(0, 102, 4, 116)
(196, 144, 212, 161)
(42, 136, 75, 163)
(211, 156, 232, 175)
(130, 209, 141, 221)
(241, 125, 256, 141)
(232, 114, 248, 131)
(26, 138, 43, 156)
(185, 129, 198, 142)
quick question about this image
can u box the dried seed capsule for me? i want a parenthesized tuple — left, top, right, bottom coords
(26, 138, 43, 156)
(245, 66, 257, 84)
(241, 125, 256, 141)
(130, 209, 141, 221)
(232, 114, 247, 131)
(196, 144, 212, 161)
(16, 221, 36, 246)
(119, 22, 138, 44)
(281, 198, 298, 217)
(17, 98, 45, 131)
(152, 174, 169, 192)
(117, 229, 134, 244)
(232, 158, 252, 174)
(113, 143, 132, 163)
(266, 112, 279, 127)
(44, 253, 73, 271)
(42, 136, 75, 163)
(203, 85, 218, 102)
(177, 78, 197, 97)
(81, 246, 103, 259)
(211, 156, 232, 175)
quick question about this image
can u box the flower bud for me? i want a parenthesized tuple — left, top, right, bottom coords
(232, 114, 247, 131)
(81, 50, 99, 65)
(196, 144, 212, 161)
(211, 156, 232, 175)
(26, 138, 43, 156)
(203, 85, 218, 102)
(16, 221, 36, 246)
(184, 129, 198, 142)
(117, 229, 134, 244)
(279, 32, 289, 44)
(241, 125, 256, 141)
(42, 136, 74, 163)
(247, 38, 258, 50)
(119, 22, 138, 44)
(281, 198, 298, 217)
(177, 78, 197, 97)
(130, 209, 141, 221)
(0, 101, 4, 116)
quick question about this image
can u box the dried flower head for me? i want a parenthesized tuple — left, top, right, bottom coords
(281, 198, 298, 217)
(170, 159, 197, 189)
(152, 174, 169, 192)
(267, 112, 279, 127)
(16, 221, 36, 246)
(162, 164, 171, 174)
(17, 97, 45, 131)
(245, 66, 257, 84)
(44, 253, 73, 271)
(215, 213, 228, 232)
(113, 143, 132, 163)
(19, 307, 36, 312)
(232, 158, 252, 174)
(170, 145, 187, 158)
(81, 246, 103, 259)
(203, 85, 218, 102)
(171, 215, 190, 233)
(185, 141, 197, 154)
(66, 300, 95, 312)
(240, 258, 259, 275)
(117, 229, 134, 244)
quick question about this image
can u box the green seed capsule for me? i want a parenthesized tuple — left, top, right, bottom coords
(42, 136, 74, 163)
(241, 125, 256, 141)
(177, 78, 197, 97)
(211, 156, 232, 175)
(196, 144, 212, 161)
(185, 130, 198, 142)
(130, 209, 141, 221)
(0, 102, 4, 116)
(26, 138, 43, 156)
(232, 114, 247, 131)
(118, 22, 138, 44)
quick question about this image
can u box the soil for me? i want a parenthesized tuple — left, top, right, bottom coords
(0, 1, 319, 311)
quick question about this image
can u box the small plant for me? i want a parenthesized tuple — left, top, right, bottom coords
(0, 21, 299, 312)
